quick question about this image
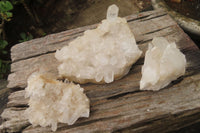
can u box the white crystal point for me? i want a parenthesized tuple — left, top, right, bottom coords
(140, 37, 186, 91)
(25, 72, 90, 131)
(55, 6, 142, 84)
(106, 4, 119, 19)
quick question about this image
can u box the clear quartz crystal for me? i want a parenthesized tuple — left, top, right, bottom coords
(25, 72, 90, 131)
(106, 4, 119, 20)
(55, 4, 142, 84)
(140, 37, 186, 91)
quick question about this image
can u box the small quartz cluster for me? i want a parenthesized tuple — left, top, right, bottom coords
(55, 5, 142, 84)
(140, 37, 186, 91)
(25, 72, 90, 131)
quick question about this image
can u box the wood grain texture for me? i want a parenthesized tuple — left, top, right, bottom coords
(10, 10, 167, 62)
(1, 10, 200, 133)
(7, 10, 186, 89)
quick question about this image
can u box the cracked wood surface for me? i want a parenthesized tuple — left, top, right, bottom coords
(1, 10, 200, 133)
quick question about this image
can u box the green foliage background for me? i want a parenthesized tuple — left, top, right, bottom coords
(0, 0, 13, 79)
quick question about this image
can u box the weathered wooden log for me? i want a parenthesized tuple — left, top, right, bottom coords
(1, 10, 200, 133)
(7, 90, 28, 108)
(2, 72, 200, 133)
(0, 107, 30, 133)
(7, 10, 179, 89)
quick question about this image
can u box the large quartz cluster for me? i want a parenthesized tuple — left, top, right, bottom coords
(25, 72, 90, 131)
(140, 37, 186, 91)
(55, 5, 142, 84)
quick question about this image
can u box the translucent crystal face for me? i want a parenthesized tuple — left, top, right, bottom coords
(140, 37, 186, 91)
(25, 73, 90, 131)
(55, 5, 142, 84)
(106, 4, 119, 20)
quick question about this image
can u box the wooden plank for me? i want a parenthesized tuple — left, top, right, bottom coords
(7, 12, 186, 89)
(10, 10, 167, 62)
(1, 69, 200, 133)
(1, 10, 200, 133)
(7, 90, 28, 108)
(0, 107, 29, 133)
(7, 27, 194, 89)
(1, 46, 200, 133)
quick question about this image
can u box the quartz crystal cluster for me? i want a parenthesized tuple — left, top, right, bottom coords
(140, 37, 186, 91)
(55, 4, 142, 84)
(25, 72, 90, 131)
